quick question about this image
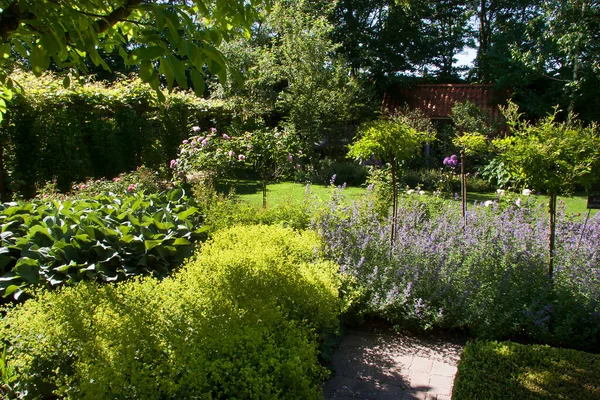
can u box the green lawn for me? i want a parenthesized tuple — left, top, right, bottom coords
(220, 180, 598, 217)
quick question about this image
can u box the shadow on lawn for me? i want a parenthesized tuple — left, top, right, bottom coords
(215, 180, 262, 196)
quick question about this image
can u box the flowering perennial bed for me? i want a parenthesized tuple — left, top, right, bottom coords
(314, 194, 600, 350)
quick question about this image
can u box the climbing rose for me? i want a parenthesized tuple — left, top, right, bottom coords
(228, 150, 235, 158)
(222, 134, 230, 140)
(127, 184, 136, 192)
(170, 159, 177, 169)
(238, 154, 246, 161)
(192, 126, 201, 132)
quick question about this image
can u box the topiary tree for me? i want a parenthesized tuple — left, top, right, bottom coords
(494, 102, 600, 279)
(348, 115, 435, 244)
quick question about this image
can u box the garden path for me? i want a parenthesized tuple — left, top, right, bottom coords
(323, 321, 467, 400)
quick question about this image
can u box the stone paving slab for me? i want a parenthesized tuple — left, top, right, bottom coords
(323, 322, 467, 400)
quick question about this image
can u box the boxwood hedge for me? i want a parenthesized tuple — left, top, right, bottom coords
(453, 340, 600, 399)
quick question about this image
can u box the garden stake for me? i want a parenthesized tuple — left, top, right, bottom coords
(575, 209, 591, 253)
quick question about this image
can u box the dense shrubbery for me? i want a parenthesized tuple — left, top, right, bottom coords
(1, 71, 234, 198)
(314, 190, 600, 350)
(0, 225, 344, 399)
(453, 341, 600, 399)
(0, 189, 206, 299)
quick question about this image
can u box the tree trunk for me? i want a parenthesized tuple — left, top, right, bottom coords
(548, 192, 557, 279)
(461, 151, 467, 225)
(390, 159, 398, 246)
(567, 1, 586, 121)
(262, 179, 267, 209)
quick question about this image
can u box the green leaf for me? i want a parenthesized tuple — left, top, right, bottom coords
(62, 75, 70, 89)
(144, 239, 163, 251)
(0, 44, 10, 59)
(167, 55, 188, 89)
(30, 46, 51, 77)
(177, 207, 198, 220)
(13, 257, 40, 284)
(190, 68, 205, 97)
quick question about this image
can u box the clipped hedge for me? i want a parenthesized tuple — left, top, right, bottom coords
(0, 71, 235, 198)
(0, 188, 207, 299)
(0, 225, 344, 399)
(453, 341, 600, 399)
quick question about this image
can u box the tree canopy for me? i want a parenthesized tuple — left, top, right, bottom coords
(0, 0, 266, 121)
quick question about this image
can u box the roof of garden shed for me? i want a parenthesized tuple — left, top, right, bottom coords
(383, 84, 507, 119)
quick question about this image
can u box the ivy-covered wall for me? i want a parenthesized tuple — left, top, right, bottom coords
(0, 71, 235, 198)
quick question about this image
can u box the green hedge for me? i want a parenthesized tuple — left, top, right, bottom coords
(453, 341, 600, 399)
(0, 225, 344, 399)
(0, 71, 235, 198)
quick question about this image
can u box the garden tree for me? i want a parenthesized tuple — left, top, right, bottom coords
(0, 0, 267, 123)
(214, 0, 361, 156)
(348, 115, 435, 244)
(514, 0, 600, 122)
(331, 0, 473, 86)
(494, 102, 600, 279)
(468, 0, 541, 83)
(416, 0, 474, 79)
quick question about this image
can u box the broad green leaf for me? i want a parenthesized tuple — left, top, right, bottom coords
(177, 207, 198, 220)
(13, 257, 40, 283)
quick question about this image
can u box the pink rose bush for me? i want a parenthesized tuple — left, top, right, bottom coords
(171, 126, 304, 186)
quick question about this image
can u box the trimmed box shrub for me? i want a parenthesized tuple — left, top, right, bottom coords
(453, 340, 600, 399)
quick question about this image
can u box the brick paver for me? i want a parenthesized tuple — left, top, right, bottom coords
(323, 322, 466, 399)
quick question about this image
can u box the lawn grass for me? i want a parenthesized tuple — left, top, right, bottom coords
(216, 180, 365, 207)
(220, 180, 598, 217)
(453, 341, 600, 400)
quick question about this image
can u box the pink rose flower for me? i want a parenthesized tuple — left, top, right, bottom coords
(222, 133, 230, 140)
(201, 139, 209, 146)
(170, 159, 177, 169)
(238, 154, 246, 161)
(127, 184, 136, 192)
(288, 153, 293, 162)
(210, 127, 217, 134)
(228, 150, 235, 157)
(192, 126, 201, 132)
(182, 139, 189, 144)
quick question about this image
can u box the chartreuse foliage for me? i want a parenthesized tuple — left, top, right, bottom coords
(0, 225, 344, 399)
(0, 188, 207, 299)
(453, 341, 600, 400)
